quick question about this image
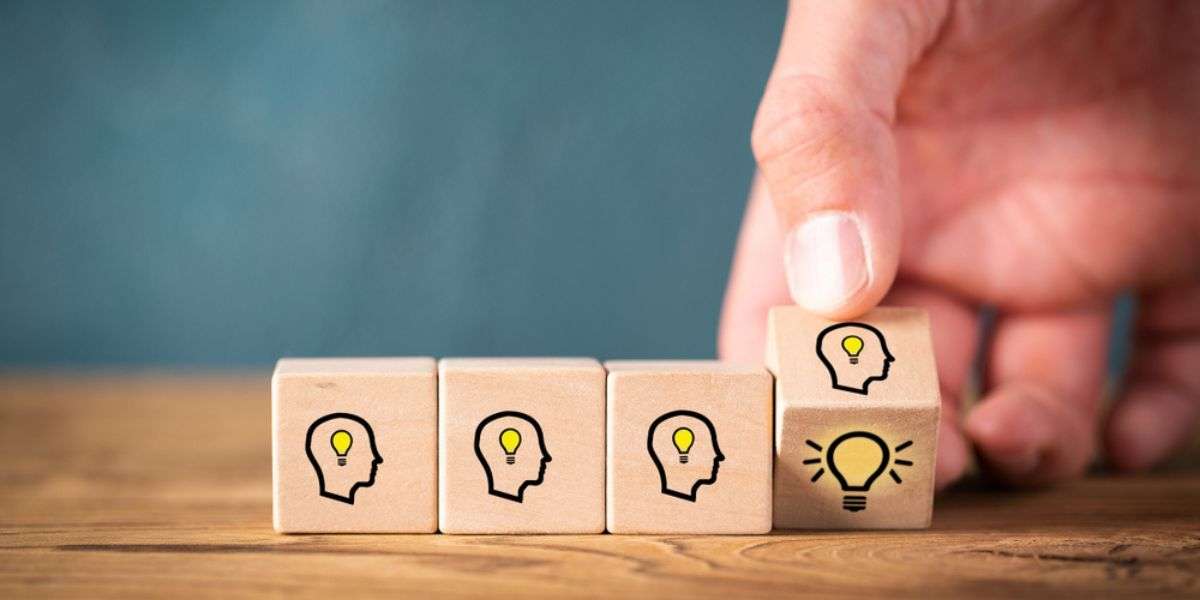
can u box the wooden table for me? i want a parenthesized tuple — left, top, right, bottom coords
(1, 374, 1197, 598)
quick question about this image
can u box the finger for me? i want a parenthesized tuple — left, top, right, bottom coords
(884, 283, 979, 490)
(718, 174, 791, 362)
(967, 305, 1112, 486)
(752, 0, 949, 318)
(1106, 285, 1200, 470)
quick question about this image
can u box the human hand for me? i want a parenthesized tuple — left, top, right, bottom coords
(719, 0, 1200, 489)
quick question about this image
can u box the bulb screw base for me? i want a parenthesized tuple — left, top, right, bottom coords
(337, 457, 347, 467)
(679, 455, 689, 464)
(842, 495, 867, 512)
(506, 456, 515, 465)
(849, 357, 859, 365)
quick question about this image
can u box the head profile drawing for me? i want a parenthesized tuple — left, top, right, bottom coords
(305, 412, 382, 505)
(816, 322, 895, 395)
(647, 410, 724, 502)
(474, 411, 551, 503)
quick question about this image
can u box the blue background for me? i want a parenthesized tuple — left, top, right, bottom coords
(0, 1, 785, 366)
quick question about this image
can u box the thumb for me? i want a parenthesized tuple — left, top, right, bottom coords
(752, 0, 947, 318)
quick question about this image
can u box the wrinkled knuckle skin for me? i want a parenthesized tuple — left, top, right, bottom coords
(751, 75, 857, 169)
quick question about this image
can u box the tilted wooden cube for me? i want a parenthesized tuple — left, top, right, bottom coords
(273, 357, 437, 533)
(605, 360, 773, 534)
(438, 358, 605, 533)
(767, 307, 939, 529)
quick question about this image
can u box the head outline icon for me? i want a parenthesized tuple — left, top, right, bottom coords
(474, 411, 551, 503)
(647, 410, 724, 502)
(816, 322, 895, 395)
(305, 412, 383, 505)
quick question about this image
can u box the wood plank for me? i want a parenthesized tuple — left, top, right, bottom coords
(0, 374, 1197, 598)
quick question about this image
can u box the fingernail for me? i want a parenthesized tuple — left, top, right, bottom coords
(784, 211, 869, 312)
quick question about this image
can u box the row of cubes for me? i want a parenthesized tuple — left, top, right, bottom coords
(273, 307, 939, 534)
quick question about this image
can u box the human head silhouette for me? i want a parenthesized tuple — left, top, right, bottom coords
(816, 322, 895, 395)
(647, 410, 724, 502)
(305, 413, 382, 505)
(474, 411, 551, 503)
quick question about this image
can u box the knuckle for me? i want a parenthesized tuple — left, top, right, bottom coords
(751, 75, 863, 174)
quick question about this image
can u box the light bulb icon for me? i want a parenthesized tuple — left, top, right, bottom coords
(841, 335, 864, 365)
(330, 429, 353, 467)
(827, 432, 887, 511)
(805, 431, 913, 512)
(672, 427, 694, 463)
(499, 428, 522, 465)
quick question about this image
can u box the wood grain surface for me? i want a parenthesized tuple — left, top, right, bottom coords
(1, 374, 1197, 598)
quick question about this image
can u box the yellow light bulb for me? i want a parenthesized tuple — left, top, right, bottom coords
(330, 430, 353, 466)
(672, 427, 694, 463)
(841, 335, 864, 364)
(827, 431, 888, 512)
(499, 428, 522, 464)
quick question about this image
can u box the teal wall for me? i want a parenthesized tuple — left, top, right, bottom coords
(0, 1, 785, 365)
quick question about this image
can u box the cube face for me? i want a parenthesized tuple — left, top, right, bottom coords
(767, 307, 940, 529)
(774, 404, 937, 528)
(767, 307, 938, 409)
(272, 357, 437, 533)
(605, 361, 773, 534)
(438, 358, 605, 533)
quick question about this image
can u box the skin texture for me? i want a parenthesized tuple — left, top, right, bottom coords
(719, 0, 1200, 490)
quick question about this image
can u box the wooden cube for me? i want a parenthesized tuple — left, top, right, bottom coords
(604, 361, 773, 534)
(272, 357, 437, 533)
(767, 307, 939, 529)
(438, 358, 605, 533)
